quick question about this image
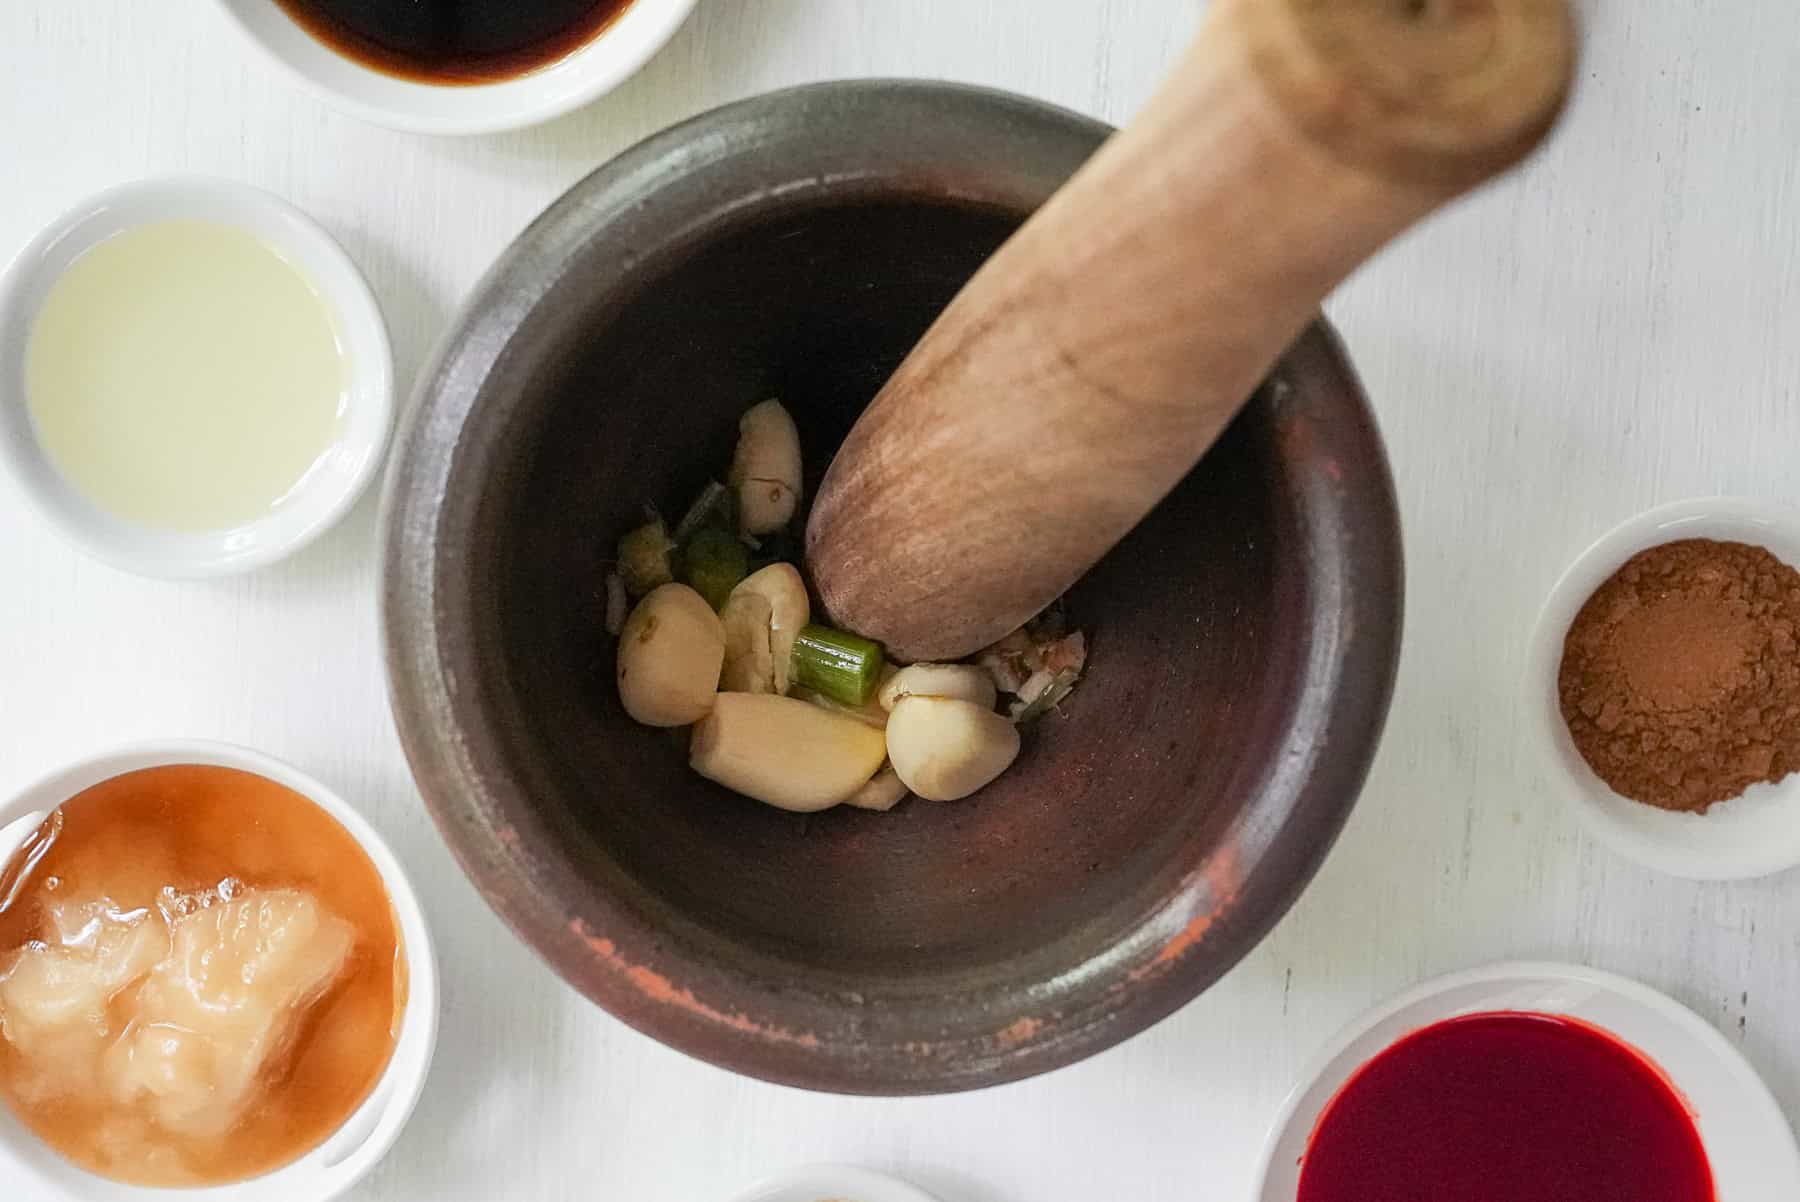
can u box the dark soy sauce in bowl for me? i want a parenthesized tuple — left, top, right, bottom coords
(272, 0, 637, 84)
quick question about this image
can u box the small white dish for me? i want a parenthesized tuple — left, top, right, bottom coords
(0, 177, 392, 579)
(1524, 497, 1800, 880)
(0, 740, 438, 1202)
(1253, 961, 1800, 1202)
(730, 1164, 943, 1202)
(211, 0, 699, 136)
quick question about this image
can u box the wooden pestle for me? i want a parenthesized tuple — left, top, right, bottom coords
(805, 0, 1576, 663)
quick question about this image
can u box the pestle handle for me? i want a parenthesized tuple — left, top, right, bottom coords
(806, 0, 1576, 663)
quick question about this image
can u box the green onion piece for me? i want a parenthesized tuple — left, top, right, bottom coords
(791, 624, 885, 707)
(681, 528, 748, 611)
(674, 481, 736, 541)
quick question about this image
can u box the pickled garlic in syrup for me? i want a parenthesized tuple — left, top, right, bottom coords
(0, 765, 403, 1187)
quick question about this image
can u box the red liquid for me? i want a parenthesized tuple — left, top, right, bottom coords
(1298, 1012, 1715, 1202)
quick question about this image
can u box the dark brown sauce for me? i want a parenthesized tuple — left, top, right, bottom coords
(0, 765, 405, 1187)
(273, 0, 637, 84)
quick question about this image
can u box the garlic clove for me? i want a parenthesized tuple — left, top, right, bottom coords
(616, 583, 726, 727)
(878, 662, 998, 712)
(691, 693, 887, 812)
(844, 766, 909, 812)
(728, 400, 802, 536)
(730, 563, 810, 693)
(719, 591, 776, 694)
(884, 696, 1021, 802)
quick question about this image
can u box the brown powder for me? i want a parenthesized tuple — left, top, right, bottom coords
(1558, 538, 1800, 812)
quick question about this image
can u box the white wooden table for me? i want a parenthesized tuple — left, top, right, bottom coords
(3, 3, 1797, 1199)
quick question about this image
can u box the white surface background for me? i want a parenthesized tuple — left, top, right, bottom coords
(2, 2, 1797, 1199)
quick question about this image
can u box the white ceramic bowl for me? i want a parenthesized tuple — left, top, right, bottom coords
(0, 177, 393, 579)
(1253, 961, 1800, 1202)
(211, 0, 698, 136)
(730, 1165, 943, 1202)
(0, 741, 438, 1202)
(1524, 497, 1800, 880)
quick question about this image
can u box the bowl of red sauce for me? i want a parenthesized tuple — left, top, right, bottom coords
(1255, 962, 1800, 1202)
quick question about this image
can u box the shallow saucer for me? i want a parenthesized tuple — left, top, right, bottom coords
(0, 740, 438, 1202)
(1253, 961, 1800, 1201)
(0, 177, 393, 579)
(729, 1164, 943, 1202)
(1525, 497, 1800, 880)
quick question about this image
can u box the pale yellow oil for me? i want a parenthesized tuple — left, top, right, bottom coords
(25, 220, 348, 532)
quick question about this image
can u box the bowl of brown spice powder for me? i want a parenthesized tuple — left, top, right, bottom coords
(1527, 497, 1800, 879)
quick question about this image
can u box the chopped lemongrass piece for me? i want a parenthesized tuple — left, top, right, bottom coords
(617, 518, 675, 597)
(1040, 630, 1087, 677)
(674, 480, 735, 541)
(603, 571, 629, 636)
(976, 628, 1039, 694)
(1011, 668, 1082, 724)
(791, 624, 885, 707)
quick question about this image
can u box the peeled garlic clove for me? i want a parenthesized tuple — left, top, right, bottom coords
(877, 663, 998, 712)
(844, 766, 908, 812)
(691, 693, 887, 812)
(730, 563, 809, 693)
(616, 584, 726, 727)
(884, 696, 1021, 802)
(729, 400, 802, 536)
(719, 591, 776, 694)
